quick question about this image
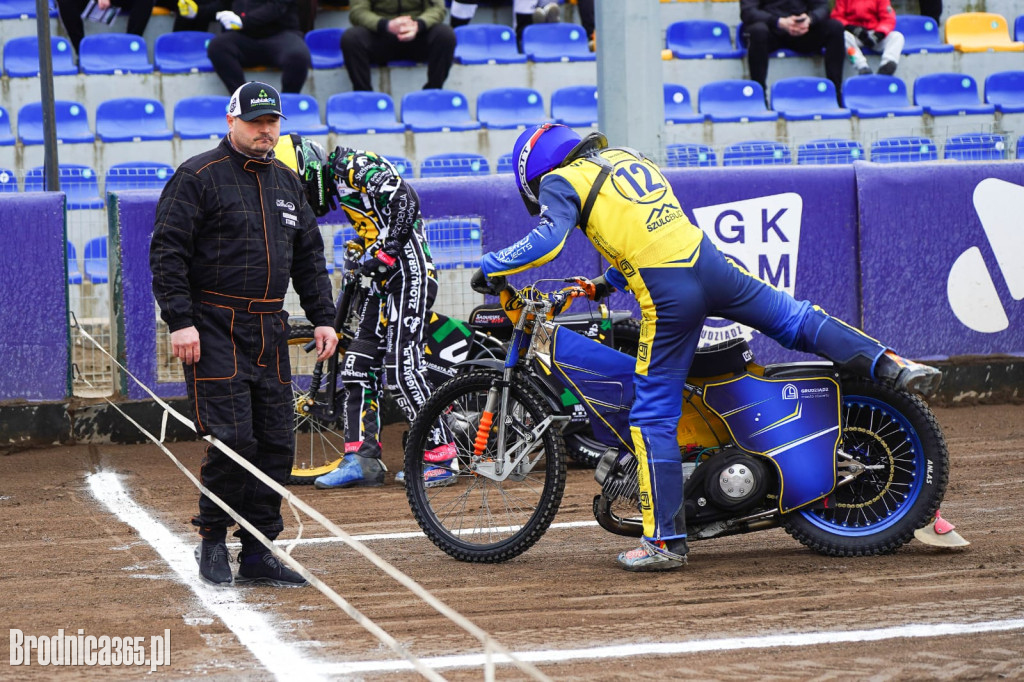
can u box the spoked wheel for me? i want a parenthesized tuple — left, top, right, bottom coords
(782, 378, 949, 556)
(287, 325, 345, 485)
(404, 371, 567, 563)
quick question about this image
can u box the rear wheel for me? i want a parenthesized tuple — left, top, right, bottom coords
(782, 379, 948, 556)
(404, 371, 567, 563)
(287, 325, 345, 485)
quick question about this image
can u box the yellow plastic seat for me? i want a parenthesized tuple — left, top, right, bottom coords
(945, 12, 1024, 53)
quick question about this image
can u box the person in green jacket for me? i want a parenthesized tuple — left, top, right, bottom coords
(341, 0, 456, 91)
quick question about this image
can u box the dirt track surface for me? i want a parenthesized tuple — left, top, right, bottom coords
(1, 403, 1023, 681)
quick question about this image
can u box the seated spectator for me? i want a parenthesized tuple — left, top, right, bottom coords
(918, 0, 940, 23)
(740, 0, 846, 104)
(342, 0, 456, 92)
(832, 0, 904, 75)
(55, 0, 155, 54)
(449, 0, 561, 47)
(205, 0, 311, 94)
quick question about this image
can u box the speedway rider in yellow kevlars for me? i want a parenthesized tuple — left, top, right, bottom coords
(471, 123, 941, 571)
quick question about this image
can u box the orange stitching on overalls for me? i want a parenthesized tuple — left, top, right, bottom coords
(277, 317, 290, 385)
(194, 303, 238, 381)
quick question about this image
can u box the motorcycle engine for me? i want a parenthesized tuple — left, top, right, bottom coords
(691, 450, 770, 515)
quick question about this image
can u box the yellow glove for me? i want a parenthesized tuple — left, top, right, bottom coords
(177, 0, 198, 18)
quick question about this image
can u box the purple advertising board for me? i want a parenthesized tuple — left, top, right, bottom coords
(857, 163, 1024, 359)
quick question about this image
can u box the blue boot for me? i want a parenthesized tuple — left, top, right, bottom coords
(314, 454, 385, 489)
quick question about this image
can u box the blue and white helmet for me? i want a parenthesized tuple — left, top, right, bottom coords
(512, 123, 589, 216)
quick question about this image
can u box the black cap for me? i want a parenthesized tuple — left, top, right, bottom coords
(228, 81, 287, 121)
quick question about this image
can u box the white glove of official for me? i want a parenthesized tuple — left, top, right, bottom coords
(216, 10, 242, 30)
(177, 0, 198, 18)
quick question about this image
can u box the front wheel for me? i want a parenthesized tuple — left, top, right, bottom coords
(782, 378, 949, 556)
(287, 325, 345, 485)
(404, 371, 567, 563)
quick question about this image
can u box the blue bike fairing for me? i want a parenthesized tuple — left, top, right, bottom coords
(702, 374, 840, 512)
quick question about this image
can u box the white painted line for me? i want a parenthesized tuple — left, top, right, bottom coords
(87, 472, 325, 682)
(316, 617, 1024, 675)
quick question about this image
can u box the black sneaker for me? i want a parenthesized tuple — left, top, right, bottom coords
(876, 351, 942, 397)
(235, 551, 308, 587)
(857, 65, 872, 76)
(877, 60, 897, 76)
(195, 541, 233, 586)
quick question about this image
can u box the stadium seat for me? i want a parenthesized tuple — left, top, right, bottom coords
(476, 87, 547, 129)
(913, 73, 995, 116)
(944, 12, 1023, 52)
(280, 93, 328, 135)
(454, 24, 526, 64)
(551, 85, 598, 126)
(0, 167, 17, 192)
(869, 136, 938, 163)
(665, 20, 745, 59)
(326, 92, 405, 134)
(496, 152, 514, 174)
(79, 33, 154, 75)
(664, 83, 704, 124)
(83, 236, 109, 284)
(521, 23, 595, 62)
(18, 101, 94, 145)
(66, 241, 83, 285)
(24, 165, 105, 209)
(770, 77, 851, 120)
(0, 0, 57, 18)
(943, 133, 1007, 161)
(736, 23, 801, 58)
(1016, 15, 1024, 42)
(3, 36, 76, 77)
(1018, 135, 1024, 159)
(419, 153, 490, 178)
(173, 96, 230, 139)
(796, 139, 865, 164)
(154, 31, 215, 73)
(698, 79, 778, 122)
(895, 15, 954, 54)
(424, 218, 482, 269)
(105, 162, 175, 192)
(95, 98, 173, 142)
(984, 71, 1024, 113)
(723, 140, 792, 166)
(383, 155, 413, 177)
(305, 27, 344, 69)
(0, 107, 14, 146)
(842, 75, 923, 118)
(665, 143, 717, 167)
(401, 90, 480, 132)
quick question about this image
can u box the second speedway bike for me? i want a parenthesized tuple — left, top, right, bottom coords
(403, 280, 950, 563)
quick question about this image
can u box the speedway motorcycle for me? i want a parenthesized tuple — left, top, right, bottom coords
(403, 280, 952, 562)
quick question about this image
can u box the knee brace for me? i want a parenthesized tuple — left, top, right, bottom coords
(339, 337, 382, 386)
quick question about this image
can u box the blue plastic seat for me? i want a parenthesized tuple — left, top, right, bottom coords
(522, 23, 595, 62)
(894, 15, 954, 54)
(66, 241, 83, 285)
(419, 153, 490, 178)
(984, 70, 1024, 113)
(736, 23, 802, 58)
(1018, 135, 1024, 159)
(551, 85, 598, 126)
(913, 73, 995, 116)
(842, 75, 923, 118)
(666, 20, 744, 59)
(943, 133, 1007, 161)
(280, 93, 328, 135)
(79, 33, 153, 75)
(305, 27, 344, 69)
(476, 87, 547, 129)
(401, 90, 480, 132)
(454, 24, 526, 64)
(797, 139, 865, 165)
(24, 165, 105, 209)
(383, 155, 413, 177)
(698, 80, 778, 122)
(665, 143, 717, 167)
(154, 31, 214, 73)
(723, 140, 792, 166)
(664, 83, 705, 124)
(1016, 15, 1024, 41)
(0, 0, 57, 18)
(173, 96, 230, 139)
(770, 77, 851, 120)
(96, 98, 173, 142)
(425, 218, 483, 269)
(0, 167, 18, 192)
(3, 36, 76, 77)
(83, 236, 109, 283)
(869, 136, 939, 163)
(18, 101, 94, 145)
(326, 92, 405, 134)
(0, 106, 14, 146)
(496, 152, 514, 174)
(105, 162, 175, 192)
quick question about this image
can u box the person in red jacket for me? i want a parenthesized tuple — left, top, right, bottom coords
(832, 0, 904, 76)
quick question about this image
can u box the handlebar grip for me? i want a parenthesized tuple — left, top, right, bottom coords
(303, 339, 316, 353)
